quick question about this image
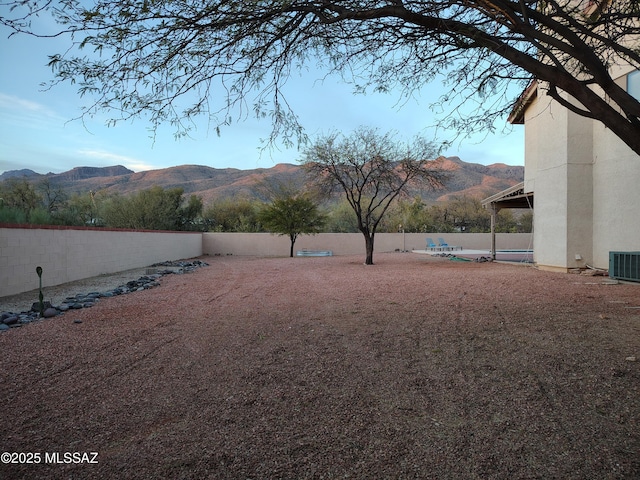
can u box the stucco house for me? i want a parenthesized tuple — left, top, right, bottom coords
(484, 67, 640, 273)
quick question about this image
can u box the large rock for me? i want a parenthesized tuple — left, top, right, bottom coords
(31, 301, 53, 312)
(43, 307, 59, 318)
(2, 315, 19, 325)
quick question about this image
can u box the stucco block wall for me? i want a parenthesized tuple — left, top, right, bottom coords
(1, 227, 531, 297)
(0, 226, 202, 297)
(202, 232, 532, 257)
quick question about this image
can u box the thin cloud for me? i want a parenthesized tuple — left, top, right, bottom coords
(0, 92, 67, 136)
(0, 93, 57, 116)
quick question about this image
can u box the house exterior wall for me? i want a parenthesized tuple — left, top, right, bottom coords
(522, 94, 538, 196)
(522, 71, 639, 271)
(525, 89, 573, 270)
(592, 118, 640, 267)
(565, 102, 594, 269)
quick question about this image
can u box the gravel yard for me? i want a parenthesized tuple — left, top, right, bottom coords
(1, 253, 639, 479)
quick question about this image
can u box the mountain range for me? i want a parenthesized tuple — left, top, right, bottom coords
(1, 157, 524, 204)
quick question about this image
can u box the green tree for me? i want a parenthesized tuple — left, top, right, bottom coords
(518, 211, 534, 234)
(202, 197, 263, 232)
(322, 199, 359, 233)
(447, 196, 491, 232)
(496, 209, 533, 233)
(0, 178, 39, 212)
(0, 178, 41, 222)
(303, 127, 444, 264)
(0, 202, 28, 224)
(425, 204, 456, 233)
(379, 196, 436, 233)
(58, 191, 104, 226)
(3, 1, 639, 154)
(258, 194, 326, 257)
(179, 194, 205, 231)
(101, 186, 198, 230)
(27, 206, 54, 225)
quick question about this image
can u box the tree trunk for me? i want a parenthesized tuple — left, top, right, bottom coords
(289, 233, 296, 258)
(363, 232, 375, 265)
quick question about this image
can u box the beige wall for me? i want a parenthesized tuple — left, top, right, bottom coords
(590, 68, 640, 267)
(528, 88, 599, 270)
(527, 89, 574, 269)
(0, 227, 532, 297)
(522, 78, 640, 272)
(0, 226, 202, 297)
(565, 100, 594, 269)
(592, 122, 640, 267)
(202, 232, 533, 257)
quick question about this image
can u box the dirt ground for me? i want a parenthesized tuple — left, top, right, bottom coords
(1, 253, 639, 479)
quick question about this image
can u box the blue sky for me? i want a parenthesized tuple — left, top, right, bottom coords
(0, 19, 524, 176)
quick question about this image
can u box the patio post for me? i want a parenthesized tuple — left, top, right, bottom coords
(490, 204, 498, 261)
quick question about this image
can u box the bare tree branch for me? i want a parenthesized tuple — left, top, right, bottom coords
(2, 1, 638, 154)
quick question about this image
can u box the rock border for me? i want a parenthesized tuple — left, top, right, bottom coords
(0, 260, 208, 331)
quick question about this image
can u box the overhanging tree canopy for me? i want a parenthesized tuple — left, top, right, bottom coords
(2, 1, 639, 153)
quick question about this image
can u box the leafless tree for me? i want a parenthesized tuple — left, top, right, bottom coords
(37, 178, 67, 214)
(303, 127, 444, 264)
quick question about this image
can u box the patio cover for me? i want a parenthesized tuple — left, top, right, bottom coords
(481, 182, 533, 210)
(481, 182, 534, 260)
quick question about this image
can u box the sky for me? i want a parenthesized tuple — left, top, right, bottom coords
(0, 15, 524, 176)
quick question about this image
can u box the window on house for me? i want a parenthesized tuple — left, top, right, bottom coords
(628, 70, 640, 101)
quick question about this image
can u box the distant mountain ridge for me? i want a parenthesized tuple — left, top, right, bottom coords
(1, 157, 524, 204)
(53, 165, 134, 181)
(0, 166, 134, 182)
(0, 169, 42, 180)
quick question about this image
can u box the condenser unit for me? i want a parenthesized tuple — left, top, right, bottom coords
(609, 252, 640, 282)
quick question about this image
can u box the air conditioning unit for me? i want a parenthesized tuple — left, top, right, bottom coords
(609, 252, 640, 282)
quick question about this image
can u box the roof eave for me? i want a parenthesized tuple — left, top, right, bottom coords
(507, 80, 538, 125)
